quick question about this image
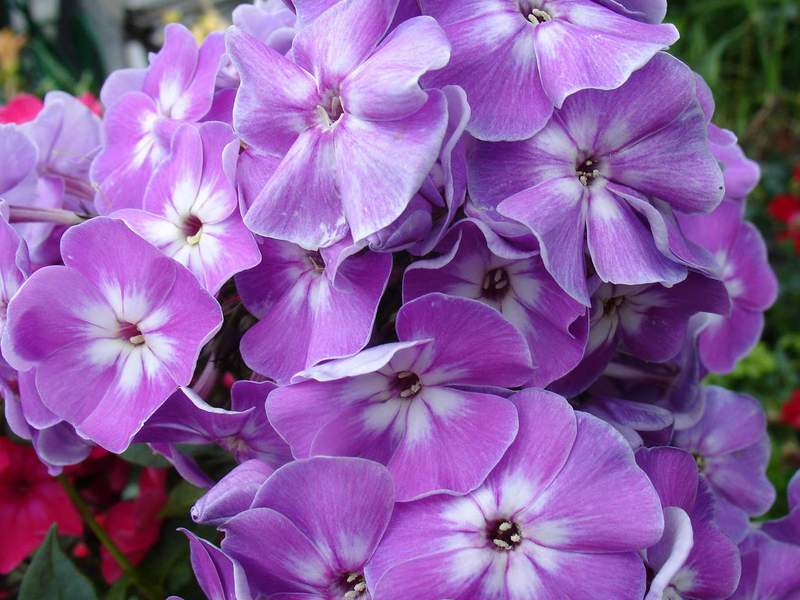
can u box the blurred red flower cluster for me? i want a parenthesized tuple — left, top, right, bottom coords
(768, 166, 800, 254)
(0, 91, 101, 124)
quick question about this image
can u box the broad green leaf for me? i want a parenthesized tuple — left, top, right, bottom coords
(19, 526, 98, 600)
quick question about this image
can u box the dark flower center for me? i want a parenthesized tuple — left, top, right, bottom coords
(183, 214, 204, 246)
(576, 158, 601, 186)
(693, 452, 707, 473)
(488, 519, 523, 551)
(519, 1, 552, 23)
(394, 371, 422, 399)
(602, 295, 625, 317)
(317, 90, 344, 127)
(482, 268, 511, 301)
(340, 572, 367, 599)
(118, 321, 145, 346)
(305, 251, 326, 273)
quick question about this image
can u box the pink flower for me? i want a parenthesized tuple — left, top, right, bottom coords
(0, 93, 43, 124)
(0, 436, 82, 573)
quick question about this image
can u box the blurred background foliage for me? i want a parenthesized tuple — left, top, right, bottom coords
(0, 0, 798, 557)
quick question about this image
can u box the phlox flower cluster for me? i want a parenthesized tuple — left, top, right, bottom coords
(0, 0, 795, 598)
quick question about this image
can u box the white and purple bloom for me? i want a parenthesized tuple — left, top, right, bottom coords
(3, 217, 222, 452)
(367, 389, 664, 599)
(268, 293, 533, 500)
(227, 0, 452, 247)
(236, 236, 391, 384)
(403, 220, 588, 386)
(679, 200, 778, 374)
(636, 446, 741, 600)
(136, 381, 291, 467)
(367, 85, 470, 256)
(672, 386, 776, 543)
(232, 0, 298, 55)
(221, 456, 394, 599)
(419, 0, 678, 141)
(91, 24, 225, 213)
(468, 53, 724, 305)
(114, 122, 260, 294)
(191, 459, 276, 527)
(555, 273, 729, 395)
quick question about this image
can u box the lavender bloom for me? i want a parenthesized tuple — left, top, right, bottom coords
(636, 447, 741, 600)
(21, 91, 102, 215)
(191, 459, 275, 527)
(594, 0, 667, 23)
(403, 220, 588, 386)
(731, 530, 800, 600)
(114, 122, 260, 294)
(91, 24, 225, 213)
(709, 125, 760, 204)
(679, 200, 778, 374)
(672, 386, 775, 543)
(367, 389, 663, 599)
(555, 273, 729, 395)
(236, 236, 391, 384)
(233, 0, 297, 55)
(221, 456, 394, 599)
(468, 53, 724, 305)
(181, 529, 253, 600)
(3, 217, 222, 452)
(268, 293, 533, 500)
(419, 0, 677, 141)
(761, 471, 800, 546)
(226, 0, 451, 247)
(136, 382, 291, 466)
(367, 85, 469, 255)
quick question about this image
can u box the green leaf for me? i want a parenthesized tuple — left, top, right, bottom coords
(120, 444, 170, 467)
(19, 526, 98, 600)
(161, 480, 205, 518)
(103, 577, 129, 600)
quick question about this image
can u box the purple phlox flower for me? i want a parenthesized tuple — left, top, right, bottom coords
(233, 0, 297, 55)
(114, 122, 260, 294)
(419, 0, 677, 141)
(569, 340, 708, 448)
(236, 235, 391, 384)
(553, 272, 729, 396)
(730, 530, 800, 600)
(221, 456, 394, 599)
(367, 389, 663, 599)
(21, 91, 103, 214)
(268, 292, 533, 501)
(0, 202, 29, 343)
(180, 528, 253, 600)
(403, 219, 588, 387)
(593, 0, 667, 23)
(3, 217, 222, 452)
(2, 368, 92, 475)
(136, 381, 291, 467)
(367, 85, 469, 255)
(283, 0, 422, 29)
(226, 0, 452, 248)
(672, 386, 776, 543)
(91, 24, 225, 213)
(678, 200, 778, 374)
(191, 459, 275, 527)
(636, 446, 741, 600)
(467, 53, 724, 305)
(761, 471, 800, 547)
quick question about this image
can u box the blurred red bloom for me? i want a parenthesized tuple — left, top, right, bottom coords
(793, 165, 800, 185)
(95, 467, 168, 582)
(768, 193, 800, 253)
(76, 91, 103, 116)
(0, 436, 82, 573)
(65, 447, 130, 509)
(0, 93, 43, 124)
(781, 390, 800, 430)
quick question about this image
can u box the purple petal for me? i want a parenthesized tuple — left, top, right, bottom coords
(181, 529, 253, 600)
(191, 460, 275, 526)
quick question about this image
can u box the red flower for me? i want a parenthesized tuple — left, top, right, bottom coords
(793, 165, 800, 185)
(0, 437, 82, 573)
(76, 91, 103, 116)
(95, 468, 168, 582)
(65, 447, 130, 509)
(0, 93, 43, 124)
(781, 390, 800, 430)
(768, 194, 800, 253)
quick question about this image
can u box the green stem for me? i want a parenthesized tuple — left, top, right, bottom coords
(57, 474, 161, 600)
